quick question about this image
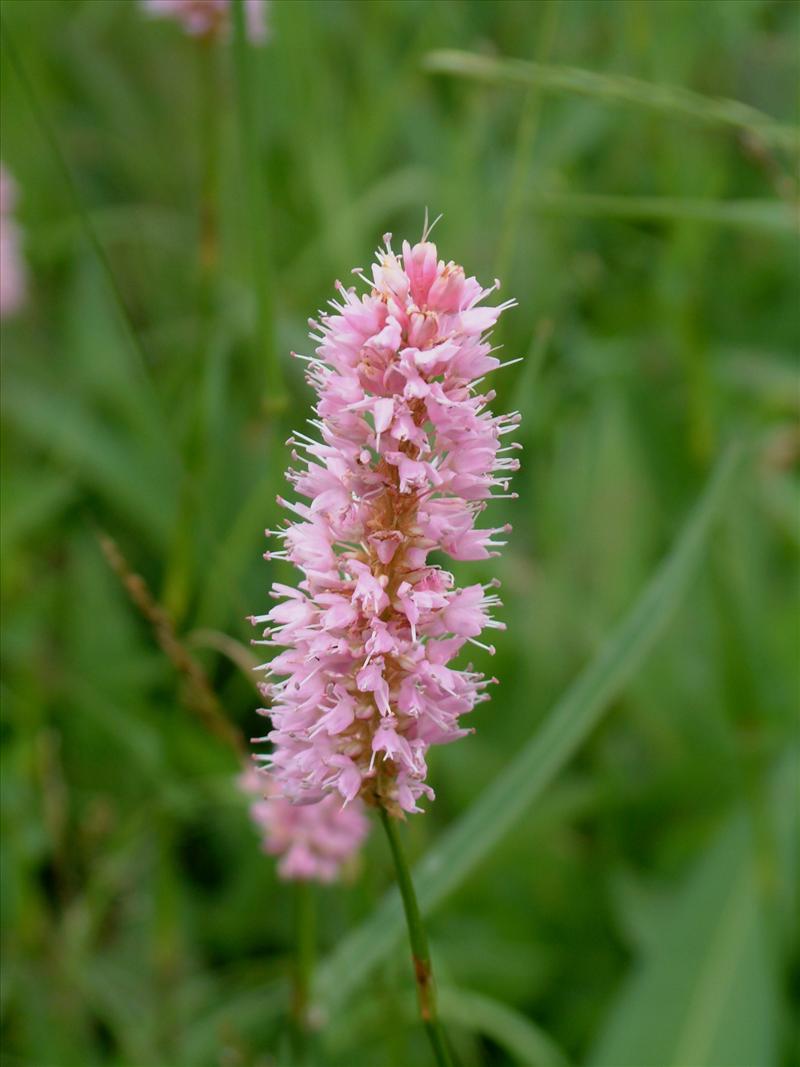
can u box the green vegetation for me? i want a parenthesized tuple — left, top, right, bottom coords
(1, 1, 797, 1065)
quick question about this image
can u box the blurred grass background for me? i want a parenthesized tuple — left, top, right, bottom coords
(1, 1, 798, 1065)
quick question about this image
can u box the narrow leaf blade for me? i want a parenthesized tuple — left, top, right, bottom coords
(313, 445, 744, 1014)
(589, 810, 778, 1067)
(424, 51, 799, 152)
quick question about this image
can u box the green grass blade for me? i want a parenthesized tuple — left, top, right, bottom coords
(494, 0, 562, 281)
(527, 192, 799, 235)
(439, 987, 571, 1067)
(588, 801, 783, 1066)
(231, 0, 285, 411)
(718, 352, 800, 412)
(1, 17, 157, 392)
(313, 444, 744, 1015)
(424, 50, 799, 153)
(1, 379, 176, 550)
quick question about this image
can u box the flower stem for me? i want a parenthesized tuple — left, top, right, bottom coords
(379, 807, 453, 1067)
(292, 879, 316, 1031)
(197, 35, 220, 297)
(230, 0, 287, 414)
(493, 0, 561, 284)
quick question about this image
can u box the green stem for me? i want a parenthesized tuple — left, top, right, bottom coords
(493, 0, 561, 283)
(289, 880, 316, 1067)
(230, 0, 286, 412)
(379, 807, 453, 1067)
(192, 34, 222, 494)
(197, 35, 220, 302)
(293, 880, 316, 1026)
(1, 15, 153, 389)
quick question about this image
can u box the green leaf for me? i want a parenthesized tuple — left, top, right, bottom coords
(439, 987, 570, 1067)
(0, 473, 77, 554)
(424, 51, 799, 153)
(718, 353, 800, 413)
(527, 192, 798, 236)
(326, 984, 571, 1067)
(2, 379, 175, 550)
(313, 445, 744, 1016)
(1, 16, 160, 396)
(588, 811, 778, 1067)
(231, 0, 284, 405)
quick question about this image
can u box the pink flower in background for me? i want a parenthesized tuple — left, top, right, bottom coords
(141, 0, 268, 41)
(252, 227, 519, 816)
(239, 769, 369, 883)
(0, 166, 26, 318)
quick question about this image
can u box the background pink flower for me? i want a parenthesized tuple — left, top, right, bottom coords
(141, 0, 268, 41)
(0, 165, 26, 318)
(239, 768, 369, 883)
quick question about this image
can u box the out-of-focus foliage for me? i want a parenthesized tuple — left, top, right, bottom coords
(1, 1, 797, 1065)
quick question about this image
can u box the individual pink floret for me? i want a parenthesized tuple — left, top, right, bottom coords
(239, 768, 369, 883)
(0, 165, 26, 318)
(252, 226, 520, 816)
(141, 0, 268, 42)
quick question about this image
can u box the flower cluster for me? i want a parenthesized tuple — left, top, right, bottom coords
(253, 230, 519, 816)
(141, 0, 268, 41)
(0, 165, 26, 318)
(239, 768, 369, 883)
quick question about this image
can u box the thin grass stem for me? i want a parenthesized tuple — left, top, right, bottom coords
(494, 0, 561, 282)
(230, 0, 286, 412)
(290, 879, 316, 1065)
(424, 50, 800, 153)
(1, 15, 155, 388)
(197, 35, 221, 302)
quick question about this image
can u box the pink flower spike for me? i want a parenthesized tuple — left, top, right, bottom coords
(239, 768, 369, 883)
(252, 227, 519, 816)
